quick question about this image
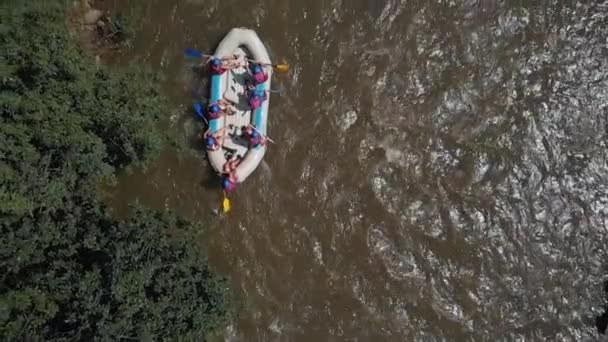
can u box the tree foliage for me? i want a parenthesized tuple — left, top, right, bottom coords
(0, 1, 231, 340)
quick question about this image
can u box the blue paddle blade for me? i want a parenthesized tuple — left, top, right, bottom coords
(185, 48, 203, 59)
(193, 102, 205, 119)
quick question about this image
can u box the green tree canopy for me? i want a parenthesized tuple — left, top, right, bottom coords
(0, 1, 231, 340)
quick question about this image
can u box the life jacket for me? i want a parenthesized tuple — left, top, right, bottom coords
(211, 65, 226, 75)
(253, 70, 268, 84)
(253, 89, 267, 99)
(208, 111, 222, 119)
(248, 89, 267, 110)
(210, 58, 226, 75)
(249, 96, 263, 110)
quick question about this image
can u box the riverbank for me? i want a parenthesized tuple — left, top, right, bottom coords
(0, 1, 233, 339)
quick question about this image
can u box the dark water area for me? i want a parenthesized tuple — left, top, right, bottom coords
(102, 0, 608, 340)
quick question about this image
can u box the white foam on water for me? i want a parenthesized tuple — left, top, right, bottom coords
(336, 110, 358, 132)
(312, 240, 323, 265)
(268, 318, 282, 334)
(367, 224, 422, 280)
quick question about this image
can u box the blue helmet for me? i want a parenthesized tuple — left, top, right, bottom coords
(209, 103, 221, 113)
(205, 136, 216, 147)
(251, 130, 259, 138)
(253, 64, 263, 74)
(211, 58, 221, 67)
(253, 89, 265, 97)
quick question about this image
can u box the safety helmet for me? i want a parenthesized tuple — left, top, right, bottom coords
(209, 103, 221, 113)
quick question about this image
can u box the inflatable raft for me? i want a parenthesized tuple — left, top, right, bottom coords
(207, 28, 271, 184)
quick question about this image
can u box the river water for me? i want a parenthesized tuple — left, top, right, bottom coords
(102, 0, 608, 340)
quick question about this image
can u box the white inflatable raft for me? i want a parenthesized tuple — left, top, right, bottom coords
(207, 28, 271, 183)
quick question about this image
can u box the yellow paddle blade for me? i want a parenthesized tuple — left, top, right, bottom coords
(275, 64, 289, 72)
(222, 195, 231, 213)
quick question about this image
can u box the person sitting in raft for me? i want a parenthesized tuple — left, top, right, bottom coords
(223, 54, 246, 69)
(207, 103, 223, 119)
(249, 130, 268, 148)
(250, 63, 269, 84)
(242, 124, 254, 137)
(248, 88, 267, 111)
(242, 124, 274, 148)
(209, 57, 226, 75)
(222, 155, 241, 174)
(241, 125, 267, 148)
(222, 171, 239, 193)
(204, 135, 220, 151)
(207, 99, 236, 119)
(202, 127, 226, 151)
(207, 55, 243, 75)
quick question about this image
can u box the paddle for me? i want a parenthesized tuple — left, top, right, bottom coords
(245, 82, 285, 95)
(222, 191, 231, 213)
(247, 58, 290, 73)
(184, 48, 210, 59)
(193, 102, 208, 124)
(274, 64, 290, 73)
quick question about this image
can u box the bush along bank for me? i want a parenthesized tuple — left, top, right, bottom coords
(0, 1, 233, 340)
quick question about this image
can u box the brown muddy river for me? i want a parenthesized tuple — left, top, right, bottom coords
(102, 0, 608, 340)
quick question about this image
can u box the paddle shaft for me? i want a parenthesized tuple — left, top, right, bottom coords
(188, 48, 288, 72)
(248, 125, 275, 144)
(245, 57, 286, 69)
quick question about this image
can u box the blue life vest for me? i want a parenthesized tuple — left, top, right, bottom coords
(252, 89, 266, 98)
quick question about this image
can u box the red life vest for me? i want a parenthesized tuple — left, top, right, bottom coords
(223, 176, 238, 192)
(210, 64, 226, 75)
(253, 71, 268, 84)
(248, 90, 266, 110)
(249, 133, 263, 148)
(249, 97, 263, 110)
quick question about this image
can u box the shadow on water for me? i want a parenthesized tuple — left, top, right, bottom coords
(184, 125, 221, 192)
(200, 171, 222, 191)
(189, 65, 208, 99)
